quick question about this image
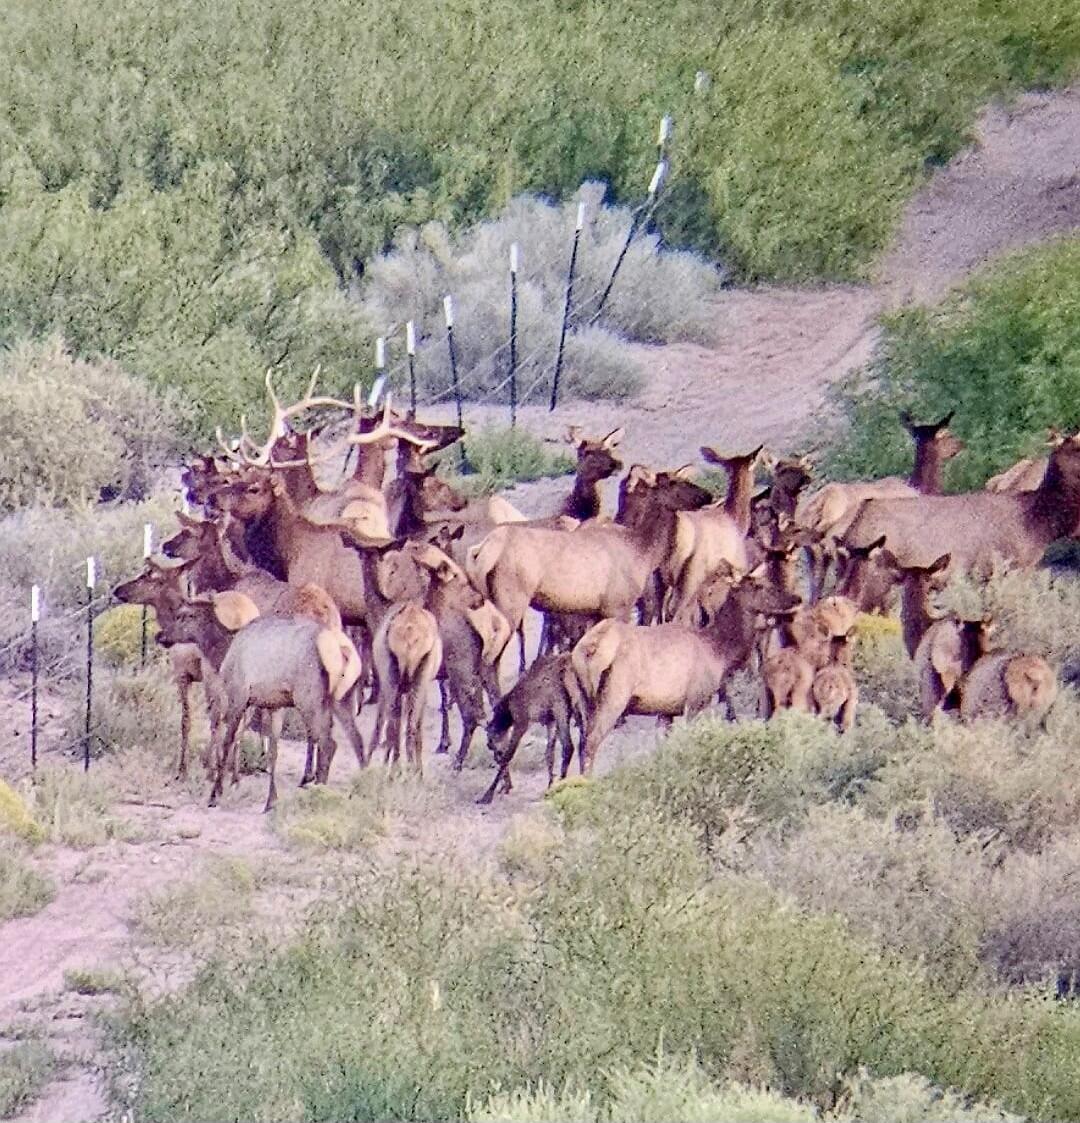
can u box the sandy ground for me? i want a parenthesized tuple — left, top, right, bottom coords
(1, 85, 1079, 1122)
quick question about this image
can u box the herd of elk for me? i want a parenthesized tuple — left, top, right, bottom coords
(113, 373, 1071, 811)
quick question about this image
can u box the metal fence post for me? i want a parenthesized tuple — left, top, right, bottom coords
(509, 243, 519, 427)
(550, 201, 585, 412)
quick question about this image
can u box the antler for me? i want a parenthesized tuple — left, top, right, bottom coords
(241, 367, 360, 466)
(346, 395, 442, 455)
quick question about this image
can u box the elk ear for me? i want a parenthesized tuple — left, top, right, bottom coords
(932, 409, 955, 431)
(565, 425, 584, 448)
(929, 553, 951, 574)
(899, 409, 915, 434)
(700, 446, 723, 465)
(601, 427, 624, 450)
(211, 591, 260, 631)
(867, 534, 889, 557)
(748, 443, 765, 462)
(176, 511, 202, 529)
(434, 559, 458, 583)
(672, 464, 697, 481)
(745, 562, 767, 582)
(447, 524, 465, 542)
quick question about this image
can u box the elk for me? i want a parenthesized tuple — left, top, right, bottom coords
(571, 563, 801, 771)
(114, 558, 203, 778)
(468, 467, 712, 640)
(833, 534, 900, 614)
(796, 410, 963, 596)
(959, 650, 1057, 724)
(157, 595, 365, 810)
(662, 446, 762, 618)
(811, 635, 858, 731)
(400, 540, 511, 769)
(560, 426, 624, 520)
(477, 653, 587, 804)
(843, 429, 1080, 573)
(372, 601, 442, 773)
(893, 552, 986, 720)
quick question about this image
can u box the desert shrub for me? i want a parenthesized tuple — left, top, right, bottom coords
(0, 337, 182, 513)
(825, 240, 1080, 488)
(20, 767, 133, 848)
(837, 1070, 1021, 1122)
(851, 625, 920, 721)
(0, 845, 54, 920)
(272, 769, 453, 851)
(359, 184, 708, 406)
(746, 805, 993, 991)
(73, 666, 181, 759)
(442, 426, 574, 494)
(0, 779, 44, 844)
(0, 1043, 57, 1119)
(497, 812, 565, 880)
(131, 858, 264, 948)
(565, 712, 896, 848)
(63, 966, 126, 995)
(94, 605, 160, 668)
(0, 495, 178, 675)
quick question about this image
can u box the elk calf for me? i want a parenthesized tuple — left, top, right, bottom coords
(960, 652, 1057, 724)
(478, 653, 587, 804)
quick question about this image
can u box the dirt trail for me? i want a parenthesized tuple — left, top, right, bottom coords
(2, 85, 1079, 1122)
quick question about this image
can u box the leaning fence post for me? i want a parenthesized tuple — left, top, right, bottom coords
(406, 321, 417, 415)
(30, 585, 39, 771)
(84, 557, 96, 771)
(550, 201, 585, 412)
(141, 523, 152, 668)
(444, 295, 466, 467)
(509, 243, 519, 427)
(592, 159, 667, 324)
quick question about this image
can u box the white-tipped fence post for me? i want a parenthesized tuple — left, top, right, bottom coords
(444, 296, 466, 467)
(84, 557, 96, 771)
(30, 585, 39, 771)
(509, 243, 519, 427)
(550, 201, 586, 412)
(591, 158, 668, 324)
(141, 524, 152, 668)
(406, 320, 417, 415)
(658, 114, 673, 162)
(370, 337, 387, 410)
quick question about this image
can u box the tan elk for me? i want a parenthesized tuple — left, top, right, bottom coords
(571, 562, 801, 772)
(662, 445, 763, 618)
(843, 429, 1080, 573)
(158, 597, 366, 810)
(468, 466, 712, 640)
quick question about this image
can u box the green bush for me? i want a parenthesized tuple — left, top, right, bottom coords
(825, 240, 1080, 488)
(444, 426, 575, 495)
(94, 605, 160, 668)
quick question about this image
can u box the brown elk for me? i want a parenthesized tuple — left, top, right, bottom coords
(811, 635, 858, 731)
(571, 562, 801, 771)
(478, 653, 587, 804)
(469, 467, 710, 639)
(959, 650, 1057, 724)
(844, 429, 1080, 573)
(833, 534, 900, 614)
(796, 411, 964, 597)
(560, 426, 624, 520)
(114, 558, 203, 778)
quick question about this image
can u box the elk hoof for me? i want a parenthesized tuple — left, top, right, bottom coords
(435, 745, 450, 755)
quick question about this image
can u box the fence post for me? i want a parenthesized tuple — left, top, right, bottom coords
(30, 585, 39, 771)
(84, 557, 95, 771)
(550, 201, 585, 412)
(509, 243, 519, 427)
(406, 321, 417, 415)
(591, 159, 667, 324)
(371, 336, 387, 410)
(444, 295, 466, 467)
(141, 523, 152, 668)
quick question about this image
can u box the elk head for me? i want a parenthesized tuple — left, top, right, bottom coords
(834, 534, 902, 614)
(567, 426, 624, 483)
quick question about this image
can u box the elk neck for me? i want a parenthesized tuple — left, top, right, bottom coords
(909, 435, 947, 493)
(1028, 451, 1080, 544)
(900, 575, 937, 658)
(724, 463, 756, 534)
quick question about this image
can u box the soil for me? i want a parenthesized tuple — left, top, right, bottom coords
(1, 85, 1079, 1122)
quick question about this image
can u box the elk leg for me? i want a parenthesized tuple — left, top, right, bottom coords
(176, 677, 192, 780)
(477, 724, 527, 805)
(407, 684, 427, 776)
(332, 695, 367, 769)
(264, 727, 280, 813)
(582, 678, 632, 774)
(517, 624, 527, 673)
(435, 678, 451, 754)
(209, 709, 244, 808)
